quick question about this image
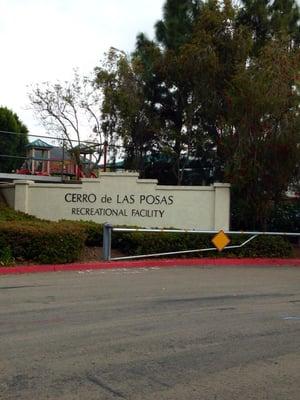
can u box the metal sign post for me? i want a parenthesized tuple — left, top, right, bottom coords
(103, 223, 113, 261)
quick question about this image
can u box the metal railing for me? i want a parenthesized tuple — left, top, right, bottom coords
(102, 224, 300, 261)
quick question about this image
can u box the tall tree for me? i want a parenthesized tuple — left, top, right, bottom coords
(96, 0, 300, 229)
(132, 0, 250, 184)
(132, 0, 213, 184)
(95, 48, 160, 174)
(220, 39, 300, 228)
(0, 107, 28, 173)
(133, 0, 300, 227)
(237, 0, 300, 52)
(155, 0, 202, 50)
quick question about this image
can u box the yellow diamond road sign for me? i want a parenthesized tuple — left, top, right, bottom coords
(212, 230, 231, 252)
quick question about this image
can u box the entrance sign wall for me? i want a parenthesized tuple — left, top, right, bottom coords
(0, 173, 230, 230)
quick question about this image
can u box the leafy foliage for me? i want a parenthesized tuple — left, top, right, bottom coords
(0, 221, 86, 264)
(60, 220, 104, 246)
(0, 107, 28, 173)
(221, 39, 300, 229)
(0, 204, 296, 265)
(95, 0, 300, 230)
(268, 200, 300, 234)
(0, 204, 41, 222)
(113, 230, 292, 258)
(0, 205, 86, 264)
(0, 236, 14, 266)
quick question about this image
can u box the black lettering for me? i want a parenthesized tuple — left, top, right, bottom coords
(88, 194, 97, 203)
(66, 192, 97, 203)
(139, 195, 146, 204)
(132, 209, 139, 217)
(146, 195, 155, 205)
(140, 209, 147, 217)
(168, 195, 174, 205)
(130, 195, 135, 204)
(65, 193, 72, 202)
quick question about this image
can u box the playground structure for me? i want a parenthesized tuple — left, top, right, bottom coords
(0, 130, 124, 183)
(15, 139, 99, 180)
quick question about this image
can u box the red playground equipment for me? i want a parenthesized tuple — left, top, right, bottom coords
(17, 139, 98, 179)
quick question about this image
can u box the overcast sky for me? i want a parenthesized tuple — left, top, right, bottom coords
(0, 0, 164, 134)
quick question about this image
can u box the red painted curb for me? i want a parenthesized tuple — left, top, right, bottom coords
(1, 258, 300, 275)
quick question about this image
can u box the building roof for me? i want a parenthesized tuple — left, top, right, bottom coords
(50, 146, 72, 161)
(26, 139, 53, 150)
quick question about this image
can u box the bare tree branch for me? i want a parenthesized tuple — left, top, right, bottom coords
(28, 72, 104, 175)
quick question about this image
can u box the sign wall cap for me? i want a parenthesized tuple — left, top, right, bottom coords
(13, 180, 35, 185)
(213, 183, 231, 188)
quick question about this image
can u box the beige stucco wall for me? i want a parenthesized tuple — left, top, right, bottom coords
(0, 173, 230, 230)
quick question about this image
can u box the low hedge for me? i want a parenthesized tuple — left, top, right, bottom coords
(112, 231, 293, 258)
(59, 220, 103, 247)
(59, 221, 293, 258)
(0, 236, 14, 266)
(0, 205, 42, 222)
(269, 200, 300, 239)
(0, 221, 86, 264)
(0, 198, 294, 265)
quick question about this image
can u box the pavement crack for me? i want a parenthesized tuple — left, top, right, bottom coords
(0, 285, 48, 290)
(86, 374, 127, 399)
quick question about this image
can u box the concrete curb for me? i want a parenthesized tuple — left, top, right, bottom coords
(1, 258, 300, 275)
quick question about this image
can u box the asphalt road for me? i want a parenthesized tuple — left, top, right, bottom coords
(0, 266, 300, 400)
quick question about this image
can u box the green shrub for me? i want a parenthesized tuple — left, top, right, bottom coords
(233, 235, 292, 258)
(0, 204, 43, 222)
(112, 230, 292, 258)
(0, 236, 14, 266)
(112, 231, 208, 256)
(0, 203, 293, 262)
(0, 221, 86, 264)
(59, 220, 103, 246)
(269, 200, 300, 233)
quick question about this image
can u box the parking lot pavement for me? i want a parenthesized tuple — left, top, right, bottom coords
(0, 266, 300, 399)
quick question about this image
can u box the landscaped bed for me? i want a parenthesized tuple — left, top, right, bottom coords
(0, 204, 298, 266)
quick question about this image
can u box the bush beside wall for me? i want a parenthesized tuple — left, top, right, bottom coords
(0, 221, 86, 264)
(113, 231, 293, 258)
(60, 220, 103, 247)
(0, 201, 294, 265)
